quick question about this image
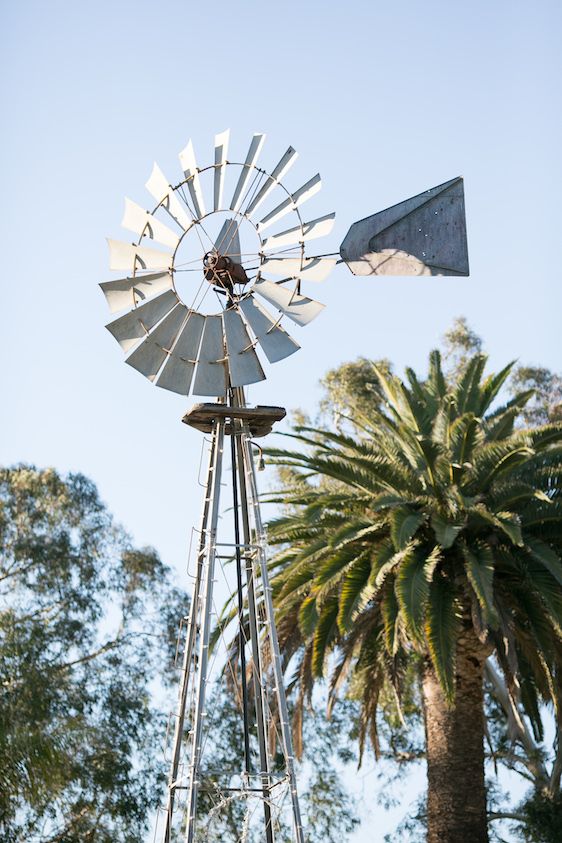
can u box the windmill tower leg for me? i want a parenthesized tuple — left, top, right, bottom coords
(183, 418, 225, 843)
(232, 393, 274, 843)
(234, 388, 305, 843)
(162, 425, 220, 842)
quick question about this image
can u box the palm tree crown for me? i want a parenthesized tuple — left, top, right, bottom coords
(265, 351, 562, 758)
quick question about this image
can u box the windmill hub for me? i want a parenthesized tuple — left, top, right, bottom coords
(203, 250, 249, 290)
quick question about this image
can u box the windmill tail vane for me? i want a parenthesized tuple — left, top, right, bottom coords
(99, 130, 469, 841)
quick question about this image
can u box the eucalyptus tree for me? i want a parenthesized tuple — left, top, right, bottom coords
(264, 351, 562, 843)
(0, 466, 184, 842)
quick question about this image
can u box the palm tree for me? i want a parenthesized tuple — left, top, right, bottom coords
(264, 351, 562, 843)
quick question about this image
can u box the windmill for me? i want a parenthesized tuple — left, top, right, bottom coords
(100, 130, 468, 842)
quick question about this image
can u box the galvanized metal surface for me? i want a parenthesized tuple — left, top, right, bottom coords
(103, 131, 336, 397)
(239, 295, 300, 362)
(184, 420, 225, 843)
(253, 279, 325, 326)
(192, 315, 227, 396)
(222, 308, 266, 387)
(233, 401, 275, 843)
(145, 163, 192, 231)
(213, 129, 229, 211)
(238, 402, 305, 843)
(125, 303, 187, 381)
(156, 311, 205, 395)
(262, 212, 335, 250)
(230, 133, 266, 211)
(107, 238, 173, 273)
(99, 271, 173, 313)
(256, 173, 322, 232)
(178, 140, 206, 219)
(260, 255, 336, 282)
(245, 146, 298, 216)
(340, 176, 469, 276)
(121, 198, 180, 249)
(162, 431, 217, 843)
(105, 289, 178, 352)
(160, 395, 304, 842)
(214, 218, 242, 263)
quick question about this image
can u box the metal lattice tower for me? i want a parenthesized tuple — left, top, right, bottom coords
(162, 396, 304, 843)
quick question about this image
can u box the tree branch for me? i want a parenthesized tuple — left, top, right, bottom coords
(488, 811, 525, 823)
(485, 660, 549, 786)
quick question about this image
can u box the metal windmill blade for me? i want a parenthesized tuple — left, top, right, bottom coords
(101, 130, 335, 399)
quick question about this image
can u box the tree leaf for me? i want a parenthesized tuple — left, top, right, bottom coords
(381, 586, 401, 656)
(463, 542, 499, 628)
(390, 507, 426, 550)
(298, 593, 318, 638)
(425, 575, 459, 701)
(525, 536, 562, 586)
(311, 597, 339, 677)
(337, 552, 373, 633)
(395, 547, 430, 644)
(431, 512, 463, 549)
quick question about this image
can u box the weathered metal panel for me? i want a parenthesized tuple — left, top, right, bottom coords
(178, 140, 206, 219)
(222, 308, 266, 387)
(105, 289, 178, 352)
(262, 213, 335, 250)
(125, 303, 187, 381)
(340, 177, 469, 276)
(252, 279, 325, 326)
(145, 162, 192, 230)
(99, 271, 173, 313)
(192, 315, 227, 396)
(230, 133, 266, 211)
(256, 174, 322, 232)
(156, 311, 205, 395)
(107, 238, 172, 273)
(213, 129, 229, 211)
(214, 219, 242, 263)
(121, 198, 180, 249)
(260, 256, 336, 282)
(239, 296, 300, 363)
(245, 146, 298, 216)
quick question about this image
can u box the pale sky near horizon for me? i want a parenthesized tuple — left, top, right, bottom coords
(2, 0, 561, 839)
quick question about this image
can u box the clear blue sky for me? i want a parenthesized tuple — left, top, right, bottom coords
(2, 0, 561, 839)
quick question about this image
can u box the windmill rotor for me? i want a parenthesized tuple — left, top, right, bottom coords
(102, 130, 336, 397)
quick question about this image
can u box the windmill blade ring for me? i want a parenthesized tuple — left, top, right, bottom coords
(102, 131, 335, 398)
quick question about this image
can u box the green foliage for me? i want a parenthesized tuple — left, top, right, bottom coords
(264, 347, 562, 756)
(0, 466, 184, 842)
(442, 316, 483, 378)
(517, 791, 562, 843)
(319, 357, 393, 430)
(511, 367, 562, 427)
(266, 321, 562, 840)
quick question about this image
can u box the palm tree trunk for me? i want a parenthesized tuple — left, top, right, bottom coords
(422, 626, 489, 843)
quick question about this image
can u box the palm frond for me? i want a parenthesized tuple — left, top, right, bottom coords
(425, 574, 459, 701)
(463, 541, 499, 628)
(395, 546, 430, 644)
(390, 506, 426, 550)
(311, 597, 339, 677)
